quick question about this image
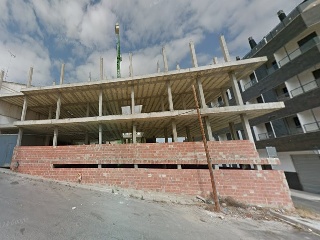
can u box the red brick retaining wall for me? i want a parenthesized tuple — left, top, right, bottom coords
(11, 141, 293, 209)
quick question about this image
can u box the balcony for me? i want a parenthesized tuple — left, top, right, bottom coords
(277, 92, 290, 101)
(257, 132, 275, 141)
(291, 78, 320, 97)
(278, 36, 320, 67)
(304, 121, 320, 133)
(243, 79, 258, 90)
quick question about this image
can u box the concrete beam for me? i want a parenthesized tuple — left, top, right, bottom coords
(220, 35, 231, 62)
(162, 46, 169, 72)
(167, 81, 174, 111)
(59, 64, 65, 85)
(27, 67, 33, 88)
(189, 41, 198, 68)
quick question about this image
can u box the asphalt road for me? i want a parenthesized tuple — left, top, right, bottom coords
(0, 171, 318, 240)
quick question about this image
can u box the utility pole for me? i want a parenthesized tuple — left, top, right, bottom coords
(192, 85, 220, 212)
(115, 23, 122, 78)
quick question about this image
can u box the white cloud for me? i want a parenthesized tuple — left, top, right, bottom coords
(0, 0, 304, 87)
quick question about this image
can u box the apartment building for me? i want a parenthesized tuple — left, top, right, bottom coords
(231, 0, 320, 194)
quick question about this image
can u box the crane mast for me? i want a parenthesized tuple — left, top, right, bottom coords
(115, 23, 122, 78)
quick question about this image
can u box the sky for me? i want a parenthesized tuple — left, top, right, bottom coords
(0, 0, 302, 87)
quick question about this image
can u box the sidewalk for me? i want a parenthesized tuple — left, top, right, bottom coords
(270, 189, 320, 236)
(290, 189, 320, 201)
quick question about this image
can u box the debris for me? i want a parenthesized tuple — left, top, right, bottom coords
(196, 195, 206, 203)
(72, 207, 76, 210)
(222, 203, 227, 207)
(218, 215, 224, 220)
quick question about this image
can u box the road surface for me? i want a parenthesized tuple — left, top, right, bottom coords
(0, 171, 318, 240)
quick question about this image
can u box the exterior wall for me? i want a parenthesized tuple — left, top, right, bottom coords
(11, 142, 293, 209)
(253, 124, 268, 140)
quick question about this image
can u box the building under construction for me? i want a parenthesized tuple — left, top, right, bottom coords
(0, 36, 293, 209)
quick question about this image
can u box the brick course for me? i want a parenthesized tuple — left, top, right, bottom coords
(11, 141, 293, 209)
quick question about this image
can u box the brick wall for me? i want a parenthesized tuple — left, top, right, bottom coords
(11, 141, 293, 209)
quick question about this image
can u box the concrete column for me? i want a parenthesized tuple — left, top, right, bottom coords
(55, 94, 61, 120)
(161, 97, 165, 111)
(176, 63, 180, 70)
(219, 35, 231, 62)
(99, 124, 103, 144)
(59, 64, 65, 85)
(229, 122, 238, 140)
(100, 57, 104, 80)
(99, 89, 103, 116)
(48, 106, 52, 119)
(167, 81, 174, 111)
(204, 117, 214, 141)
(16, 128, 23, 146)
(131, 85, 135, 114)
(186, 126, 191, 142)
(197, 79, 206, 108)
(162, 46, 168, 72)
(229, 72, 243, 106)
(27, 67, 33, 88)
(240, 114, 255, 143)
(164, 128, 168, 143)
(221, 89, 229, 106)
(172, 119, 178, 142)
(213, 57, 218, 64)
(129, 53, 133, 77)
(0, 70, 4, 90)
(157, 61, 160, 73)
(132, 123, 137, 144)
(21, 96, 28, 121)
(53, 127, 58, 147)
(189, 41, 198, 67)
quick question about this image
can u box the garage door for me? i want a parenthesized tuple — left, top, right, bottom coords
(292, 155, 320, 194)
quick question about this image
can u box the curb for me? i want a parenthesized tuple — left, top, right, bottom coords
(0, 168, 113, 193)
(270, 211, 320, 236)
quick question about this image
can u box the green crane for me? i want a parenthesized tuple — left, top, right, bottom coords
(115, 23, 122, 78)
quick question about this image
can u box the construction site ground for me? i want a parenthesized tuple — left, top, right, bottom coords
(0, 169, 319, 240)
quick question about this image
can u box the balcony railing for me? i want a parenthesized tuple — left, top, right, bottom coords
(278, 36, 320, 67)
(277, 92, 290, 101)
(243, 79, 258, 90)
(258, 132, 275, 141)
(243, 0, 318, 59)
(304, 121, 320, 133)
(290, 78, 320, 97)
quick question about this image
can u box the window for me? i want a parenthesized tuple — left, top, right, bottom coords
(256, 96, 264, 103)
(293, 117, 301, 128)
(312, 69, 320, 79)
(297, 32, 317, 48)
